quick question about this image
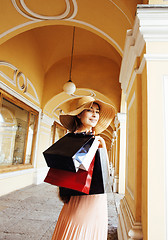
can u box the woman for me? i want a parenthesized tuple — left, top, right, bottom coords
(51, 96, 116, 240)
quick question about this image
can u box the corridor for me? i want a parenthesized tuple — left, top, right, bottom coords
(0, 183, 123, 240)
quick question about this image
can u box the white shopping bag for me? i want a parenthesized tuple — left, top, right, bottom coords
(73, 137, 99, 172)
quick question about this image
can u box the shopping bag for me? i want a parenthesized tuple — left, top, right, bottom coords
(43, 133, 94, 172)
(44, 155, 96, 194)
(73, 136, 99, 172)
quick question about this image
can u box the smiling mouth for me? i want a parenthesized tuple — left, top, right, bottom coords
(89, 119, 97, 123)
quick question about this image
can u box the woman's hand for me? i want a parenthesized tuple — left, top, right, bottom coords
(96, 136, 106, 148)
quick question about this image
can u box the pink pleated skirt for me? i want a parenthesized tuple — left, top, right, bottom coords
(52, 193, 108, 240)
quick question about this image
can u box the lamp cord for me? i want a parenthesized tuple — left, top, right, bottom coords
(69, 26, 75, 82)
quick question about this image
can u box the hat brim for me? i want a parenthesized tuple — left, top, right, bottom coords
(59, 99, 116, 134)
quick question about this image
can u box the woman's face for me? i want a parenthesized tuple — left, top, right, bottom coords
(77, 103, 100, 131)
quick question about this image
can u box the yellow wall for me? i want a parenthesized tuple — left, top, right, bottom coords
(0, 171, 35, 196)
(125, 74, 142, 222)
(0, 30, 45, 106)
(141, 63, 148, 240)
(36, 123, 51, 169)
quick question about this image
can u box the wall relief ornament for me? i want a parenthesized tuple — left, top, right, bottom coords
(0, 61, 40, 104)
(11, 0, 78, 20)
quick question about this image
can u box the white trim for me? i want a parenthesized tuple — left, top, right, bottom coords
(163, 75, 168, 240)
(119, 18, 145, 93)
(0, 20, 41, 40)
(0, 168, 35, 180)
(0, 7, 122, 56)
(0, 62, 17, 86)
(20, 0, 70, 20)
(32, 111, 42, 168)
(137, 5, 168, 42)
(126, 92, 135, 201)
(0, 81, 40, 112)
(11, 0, 78, 20)
(0, 61, 40, 104)
(118, 197, 143, 240)
(144, 54, 168, 61)
(26, 79, 40, 104)
(67, 0, 78, 20)
(126, 56, 146, 100)
(120, 6, 168, 93)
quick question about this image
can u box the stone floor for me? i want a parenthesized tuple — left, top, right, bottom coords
(0, 183, 124, 240)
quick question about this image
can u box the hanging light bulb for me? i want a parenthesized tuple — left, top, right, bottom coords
(63, 27, 76, 95)
(63, 79, 76, 94)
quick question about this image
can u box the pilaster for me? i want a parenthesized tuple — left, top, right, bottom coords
(118, 5, 168, 240)
(117, 113, 127, 194)
(34, 113, 55, 185)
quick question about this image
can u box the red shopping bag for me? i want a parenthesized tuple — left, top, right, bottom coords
(44, 155, 95, 194)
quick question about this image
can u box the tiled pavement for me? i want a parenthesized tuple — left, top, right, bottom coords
(0, 183, 124, 240)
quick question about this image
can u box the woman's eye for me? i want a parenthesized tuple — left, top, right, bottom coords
(96, 111, 99, 114)
(87, 109, 92, 112)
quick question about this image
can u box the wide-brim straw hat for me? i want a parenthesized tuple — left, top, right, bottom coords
(59, 96, 116, 134)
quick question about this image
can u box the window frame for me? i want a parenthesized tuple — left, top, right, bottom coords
(52, 121, 67, 144)
(0, 88, 38, 173)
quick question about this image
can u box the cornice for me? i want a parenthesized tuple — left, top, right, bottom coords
(137, 5, 168, 41)
(120, 5, 168, 93)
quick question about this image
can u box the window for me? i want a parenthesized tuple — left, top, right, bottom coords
(50, 122, 66, 145)
(0, 89, 38, 172)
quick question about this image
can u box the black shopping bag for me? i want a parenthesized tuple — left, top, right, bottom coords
(43, 133, 94, 172)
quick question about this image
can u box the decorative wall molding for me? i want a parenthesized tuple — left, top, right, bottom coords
(144, 53, 168, 61)
(0, 61, 40, 104)
(126, 56, 146, 100)
(118, 197, 143, 240)
(137, 5, 168, 42)
(119, 20, 145, 93)
(0, 168, 34, 179)
(11, 0, 78, 20)
(0, 81, 41, 112)
(0, 2, 123, 56)
(120, 5, 168, 93)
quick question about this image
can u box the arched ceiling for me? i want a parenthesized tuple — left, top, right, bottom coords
(31, 25, 122, 73)
(0, 0, 146, 138)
